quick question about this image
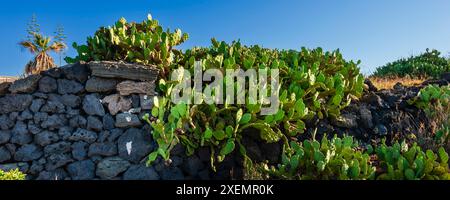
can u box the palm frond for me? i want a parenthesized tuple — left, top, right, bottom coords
(19, 41, 38, 53)
(49, 42, 66, 53)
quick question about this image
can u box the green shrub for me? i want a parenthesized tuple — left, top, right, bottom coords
(65, 14, 188, 76)
(372, 49, 450, 78)
(256, 136, 450, 180)
(142, 39, 364, 169)
(0, 169, 26, 180)
(262, 135, 376, 180)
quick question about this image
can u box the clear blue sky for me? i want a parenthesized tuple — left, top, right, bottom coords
(1, 0, 449, 76)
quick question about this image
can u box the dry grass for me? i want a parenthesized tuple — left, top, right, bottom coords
(0, 76, 18, 83)
(369, 76, 426, 90)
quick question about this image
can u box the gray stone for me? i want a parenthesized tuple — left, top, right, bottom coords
(29, 99, 45, 113)
(115, 113, 142, 128)
(0, 130, 11, 144)
(57, 79, 84, 95)
(61, 62, 89, 83)
(116, 80, 155, 96)
(0, 115, 14, 130)
(9, 112, 19, 121)
(161, 167, 184, 180)
(29, 161, 44, 175)
(18, 109, 33, 121)
(60, 94, 81, 108)
(0, 147, 11, 163)
(96, 157, 130, 179)
(140, 95, 154, 110)
(8, 74, 41, 93)
(72, 141, 88, 161)
(45, 153, 73, 171)
(82, 94, 105, 116)
(0, 94, 33, 113)
(87, 116, 103, 131)
(108, 128, 123, 142)
(67, 160, 95, 180)
(118, 128, 153, 163)
(27, 121, 42, 134)
(41, 114, 66, 130)
(66, 108, 80, 118)
(40, 100, 65, 113)
(88, 142, 117, 157)
(89, 61, 159, 81)
(69, 115, 87, 129)
(36, 168, 68, 180)
(33, 112, 48, 124)
(38, 76, 57, 93)
(44, 141, 71, 156)
(123, 165, 160, 180)
(14, 144, 43, 161)
(5, 144, 16, 156)
(85, 77, 118, 93)
(359, 106, 373, 129)
(41, 67, 62, 78)
(102, 114, 115, 130)
(69, 128, 97, 143)
(58, 126, 73, 140)
(10, 121, 32, 145)
(102, 94, 132, 115)
(32, 92, 48, 99)
(35, 131, 60, 146)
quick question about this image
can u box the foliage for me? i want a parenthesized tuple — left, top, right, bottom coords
(263, 135, 376, 180)
(143, 39, 364, 168)
(411, 85, 450, 148)
(0, 169, 26, 180)
(372, 49, 450, 78)
(375, 141, 450, 180)
(19, 15, 66, 75)
(255, 136, 450, 180)
(64, 14, 189, 77)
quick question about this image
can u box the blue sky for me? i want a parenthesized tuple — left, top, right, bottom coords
(1, 0, 449, 76)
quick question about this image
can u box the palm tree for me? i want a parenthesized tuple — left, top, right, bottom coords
(19, 15, 66, 75)
(20, 32, 66, 75)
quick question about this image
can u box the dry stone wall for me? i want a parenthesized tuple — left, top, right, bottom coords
(0, 61, 219, 180)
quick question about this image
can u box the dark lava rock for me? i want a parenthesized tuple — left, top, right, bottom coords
(72, 141, 88, 161)
(38, 76, 57, 93)
(69, 128, 98, 143)
(41, 114, 66, 130)
(57, 79, 84, 95)
(40, 100, 65, 113)
(373, 124, 388, 136)
(45, 153, 74, 171)
(0, 147, 11, 163)
(102, 114, 115, 130)
(29, 98, 45, 113)
(14, 144, 43, 161)
(0, 82, 11, 96)
(0, 115, 14, 130)
(85, 77, 118, 93)
(0, 130, 11, 144)
(115, 113, 142, 128)
(35, 131, 60, 146)
(69, 115, 87, 129)
(87, 116, 103, 131)
(36, 168, 68, 180)
(123, 164, 160, 180)
(161, 167, 184, 180)
(8, 74, 41, 93)
(67, 160, 95, 180)
(82, 94, 105, 116)
(10, 121, 32, 145)
(0, 162, 29, 173)
(96, 157, 130, 179)
(117, 128, 153, 163)
(60, 94, 81, 108)
(61, 62, 89, 83)
(0, 94, 33, 113)
(88, 142, 117, 157)
(44, 141, 71, 156)
(181, 155, 204, 177)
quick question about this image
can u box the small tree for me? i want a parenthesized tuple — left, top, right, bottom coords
(19, 15, 66, 75)
(54, 24, 67, 66)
